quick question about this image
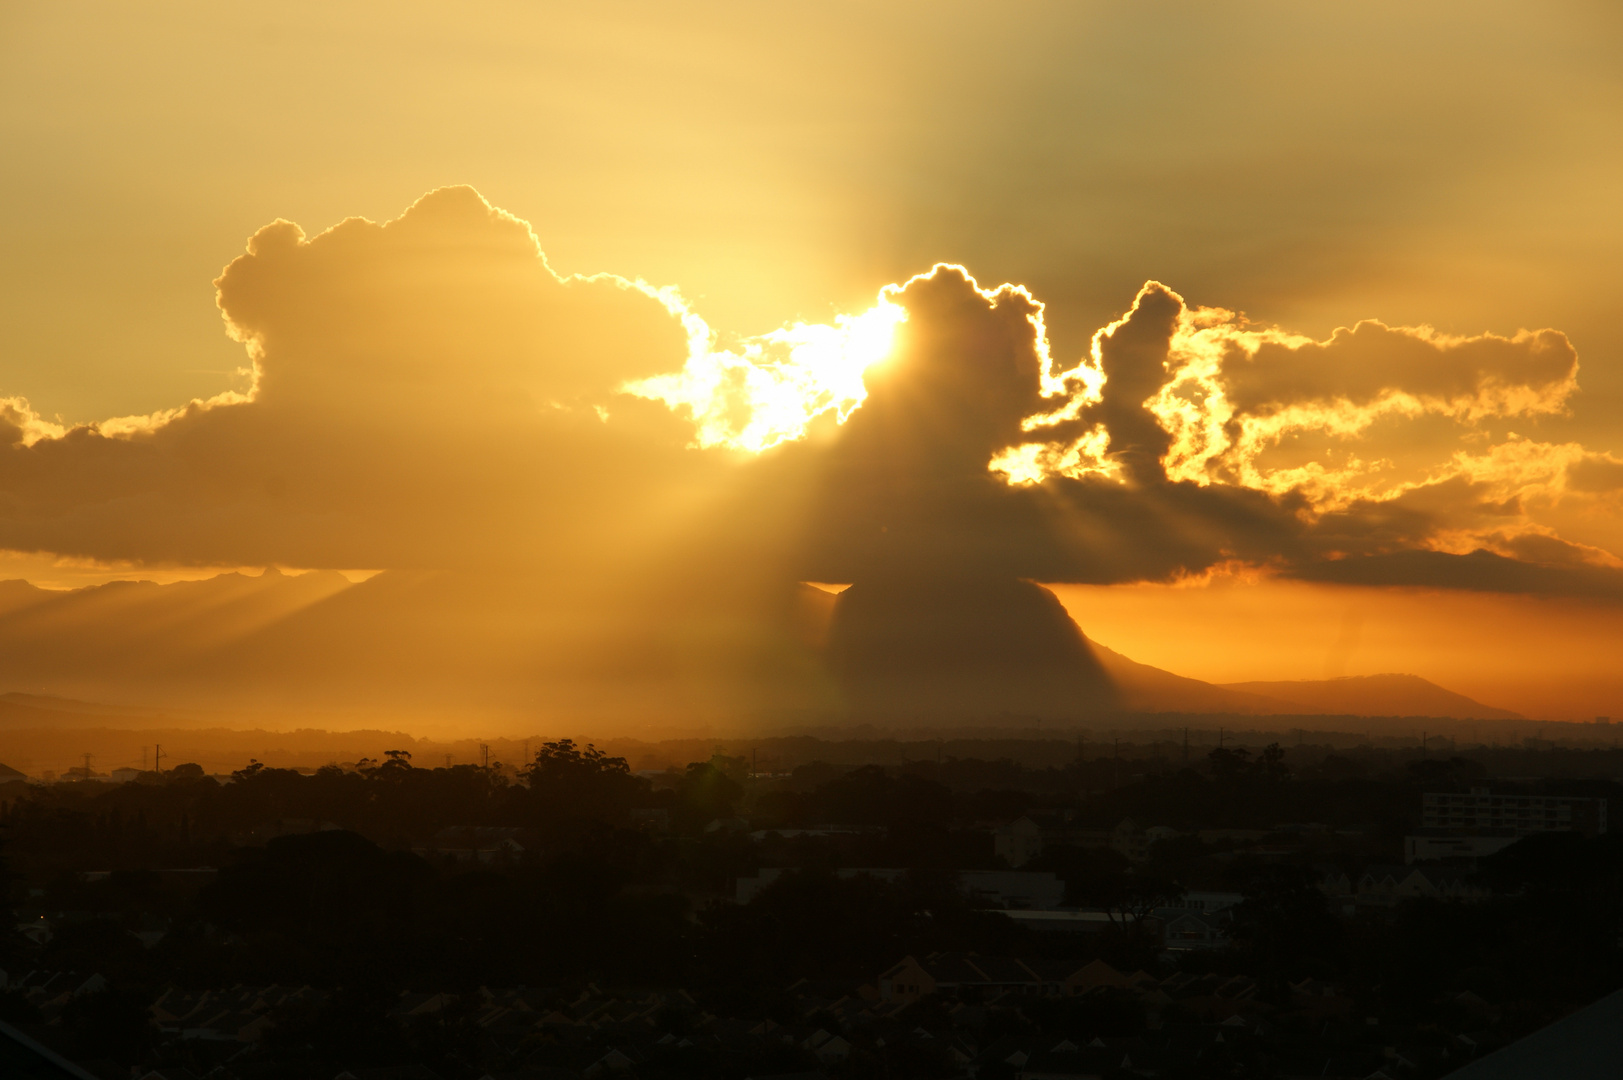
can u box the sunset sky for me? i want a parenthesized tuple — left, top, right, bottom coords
(1, 2, 1621, 724)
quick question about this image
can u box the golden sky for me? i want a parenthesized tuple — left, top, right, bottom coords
(1, 2, 1622, 721)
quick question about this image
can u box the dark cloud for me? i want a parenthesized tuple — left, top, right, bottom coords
(0, 185, 1615, 729)
(770, 264, 1619, 601)
(1568, 453, 1623, 494)
(1222, 320, 1577, 418)
(1291, 549, 1623, 602)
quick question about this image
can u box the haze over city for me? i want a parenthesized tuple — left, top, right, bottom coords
(2, 5, 1623, 1079)
(3, 5, 1623, 733)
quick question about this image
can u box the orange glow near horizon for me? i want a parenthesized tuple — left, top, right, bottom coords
(1048, 575, 1623, 724)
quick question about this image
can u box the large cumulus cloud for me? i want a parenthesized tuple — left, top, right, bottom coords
(0, 186, 721, 571)
(768, 266, 1622, 598)
(0, 186, 1618, 605)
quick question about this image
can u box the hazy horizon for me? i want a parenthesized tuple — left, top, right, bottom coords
(2, 3, 1621, 739)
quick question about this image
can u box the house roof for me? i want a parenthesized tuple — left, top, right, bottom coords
(1162, 910, 1225, 930)
(1443, 987, 1623, 1079)
(0, 1019, 103, 1079)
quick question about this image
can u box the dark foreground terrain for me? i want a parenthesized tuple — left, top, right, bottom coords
(1, 737, 1620, 1079)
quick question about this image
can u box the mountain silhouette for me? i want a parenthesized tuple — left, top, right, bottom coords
(1218, 674, 1522, 720)
(1088, 641, 1306, 714)
(826, 576, 1119, 719)
(0, 570, 1522, 726)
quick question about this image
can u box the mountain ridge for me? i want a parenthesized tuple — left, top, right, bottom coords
(0, 570, 1526, 726)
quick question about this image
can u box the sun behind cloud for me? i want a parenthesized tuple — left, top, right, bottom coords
(0, 186, 1616, 605)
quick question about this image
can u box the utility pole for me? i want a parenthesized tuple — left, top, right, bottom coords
(445, 753, 453, 768)
(480, 743, 490, 769)
(81, 752, 92, 779)
(154, 743, 163, 775)
(141, 746, 147, 771)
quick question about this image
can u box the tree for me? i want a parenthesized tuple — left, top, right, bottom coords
(1207, 746, 1251, 782)
(802, 764, 952, 829)
(676, 760, 744, 831)
(1230, 863, 1344, 990)
(1406, 755, 1486, 788)
(1254, 743, 1289, 783)
(370, 749, 414, 780)
(519, 739, 645, 823)
(1037, 844, 1182, 945)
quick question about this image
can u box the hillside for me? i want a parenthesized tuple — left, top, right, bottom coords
(1220, 674, 1523, 720)
(0, 570, 1525, 728)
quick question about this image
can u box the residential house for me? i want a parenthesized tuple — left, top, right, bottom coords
(1111, 820, 1179, 862)
(1159, 909, 1228, 950)
(1358, 864, 1490, 905)
(1160, 890, 1244, 913)
(1315, 865, 1355, 898)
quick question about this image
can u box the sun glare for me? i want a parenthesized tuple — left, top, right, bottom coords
(621, 297, 907, 453)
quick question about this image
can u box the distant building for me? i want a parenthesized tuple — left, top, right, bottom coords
(1422, 789, 1606, 835)
(994, 817, 1043, 867)
(1406, 788, 1606, 864)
